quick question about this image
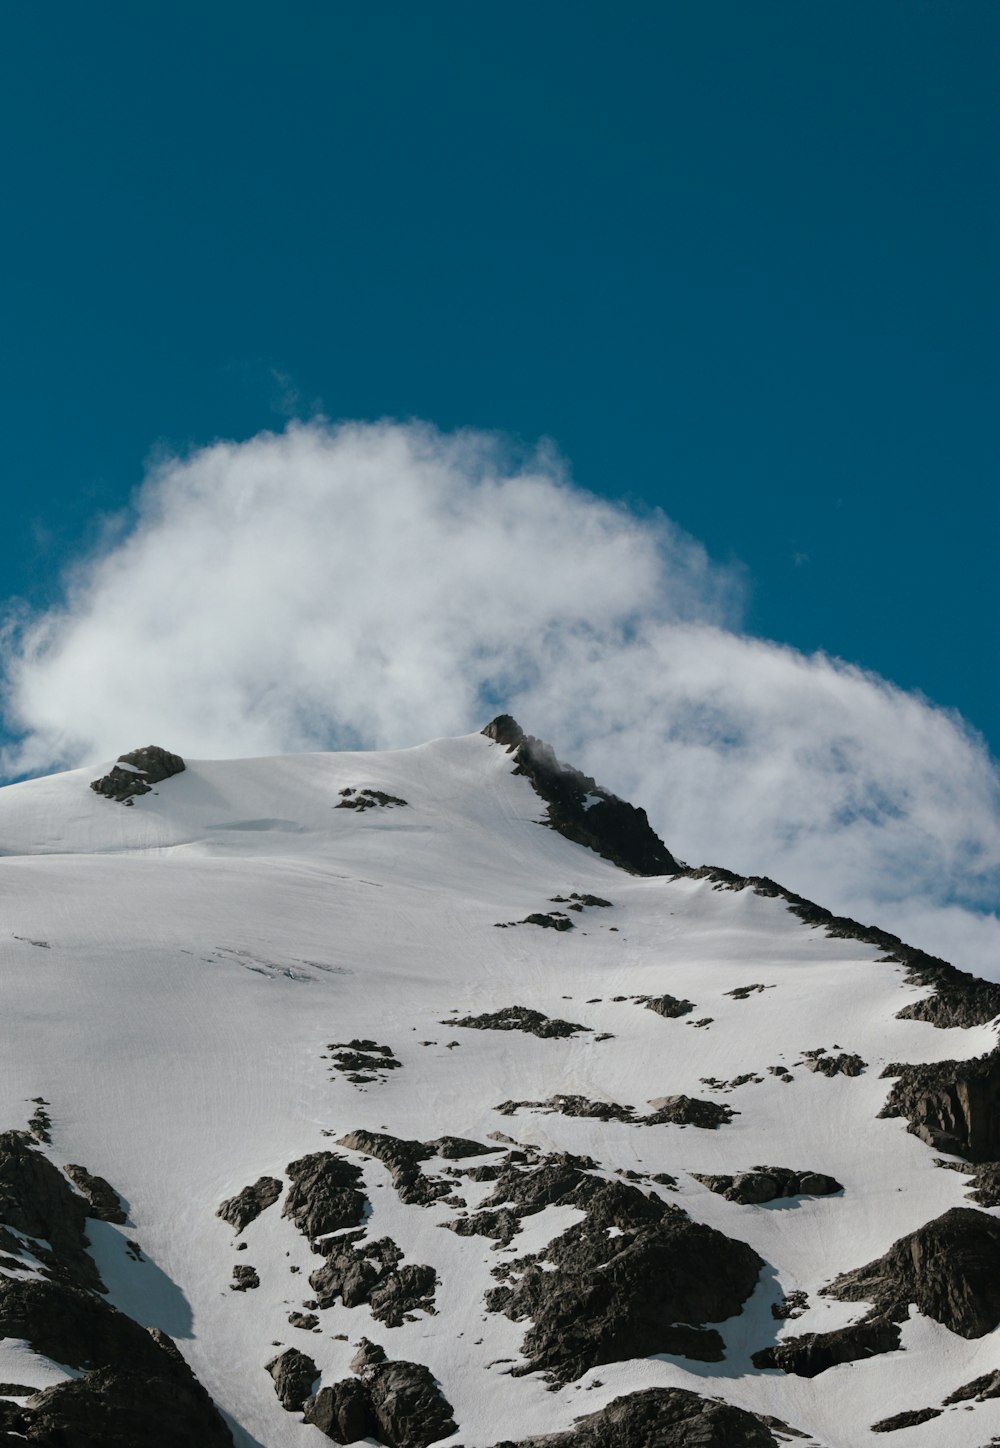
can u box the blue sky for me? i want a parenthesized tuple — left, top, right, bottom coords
(2, 0, 995, 750)
(0, 3, 997, 968)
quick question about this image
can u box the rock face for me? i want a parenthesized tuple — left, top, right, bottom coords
(283, 1152, 367, 1239)
(482, 716, 680, 876)
(693, 1166, 842, 1205)
(309, 1232, 437, 1325)
(880, 1050, 1000, 1160)
(266, 1347, 319, 1411)
(0, 1130, 102, 1289)
(337, 1130, 450, 1207)
(752, 1317, 903, 1378)
(495, 1093, 736, 1130)
(758, 1208, 1000, 1380)
(450, 1004, 589, 1038)
(640, 994, 695, 1018)
(492, 1386, 783, 1447)
(297, 1345, 456, 1448)
(63, 1163, 127, 1224)
(484, 1169, 762, 1381)
(829, 1206, 1000, 1337)
(216, 1175, 282, 1232)
(90, 746, 186, 802)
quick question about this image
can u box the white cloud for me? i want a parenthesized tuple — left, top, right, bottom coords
(2, 419, 998, 974)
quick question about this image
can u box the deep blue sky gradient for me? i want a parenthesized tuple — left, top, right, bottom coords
(1, 2, 996, 752)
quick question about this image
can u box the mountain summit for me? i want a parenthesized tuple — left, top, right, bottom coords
(0, 724, 997, 1447)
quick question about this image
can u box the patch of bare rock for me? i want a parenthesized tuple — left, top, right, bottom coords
(335, 787, 408, 810)
(482, 716, 680, 876)
(492, 1386, 792, 1447)
(90, 745, 186, 803)
(282, 1151, 367, 1238)
(495, 1093, 736, 1130)
(270, 1337, 455, 1447)
(327, 1038, 402, 1085)
(638, 994, 695, 1018)
(800, 1047, 866, 1077)
(693, 1167, 842, 1204)
(449, 1005, 589, 1038)
(880, 1048, 1000, 1160)
(216, 1174, 282, 1232)
(0, 1129, 232, 1446)
(755, 1206, 1000, 1378)
(446, 1155, 764, 1380)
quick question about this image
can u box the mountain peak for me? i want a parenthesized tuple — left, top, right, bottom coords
(482, 715, 680, 876)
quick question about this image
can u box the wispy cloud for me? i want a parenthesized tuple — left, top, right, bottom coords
(2, 419, 997, 973)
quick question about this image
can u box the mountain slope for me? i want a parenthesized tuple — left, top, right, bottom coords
(0, 721, 997, 1447)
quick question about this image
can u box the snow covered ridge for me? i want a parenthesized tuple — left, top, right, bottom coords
(0, 720, 999, 1447)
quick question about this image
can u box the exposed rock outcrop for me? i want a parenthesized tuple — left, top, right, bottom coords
(90, 746, 186, 803)
(880, 1050, 1000, 1161)
(335, 787, 408, 811)
(752, 1317, 902, 1377)
(484, 1169, 762, 1380)
(482, 717, 680, 876)
(301, 1345, 456, 1448)
(639, 994, 695, 1018)
(828, 1206, 1000, 1337)
(216, 1175, 282, 1233)
(309, 1232, 437, 1325)
(337, 1130, 450, 1206)
(63, 1163, 127, 1224)
(871, 1407, 943, 1433)
(450, 1005, 589, 1038)
(693, 1166, 842, 1204)
(266, 1347, 319, 1411)
(492, 1386, 785, 1447)
(495, 1093, 736, 1130)
(0, 1130, 102, 1289)
(282, 1152, 367, 1240)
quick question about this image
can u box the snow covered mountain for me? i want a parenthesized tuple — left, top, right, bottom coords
(1, 717, 999, 1448)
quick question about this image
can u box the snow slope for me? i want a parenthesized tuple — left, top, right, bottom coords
(0, 726, 997, 1447)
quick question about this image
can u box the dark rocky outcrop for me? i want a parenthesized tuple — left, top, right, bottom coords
(752, 1317, 902, 1377)
(801, 1048, 866, 1077)
(693, 1166, 842, 1204)
(327, 1039, 402, 1085)
(63, 1163, 127, 1224)
(303, 1377, 377, 1440)
(871, 1407, 943, 1432)
(216, 1175, 282, 1232)
(335, 787, 408, 811)
(880, 1050, 1000, 1161)
(827, 1206, 1000, 1337)
(230, 1264, 259, 1290)
(639, 994, 695, 1018)
(495, 1092, 736, 1130)
(337, 1130, 450, 1207)
(482, 717, 680, 876)
(549, 893, 613, 910)
(492, 1386, 785, 1447)
(724, 983, 773, 1000)
(90, 746, 185, 803)
(309, 1232, 437, 1325)
(301, 1344, 455, 1448)
(943, 1368, 1000, 1403)
(0, 1353, 233, 1446)
(283, 1152, 367, 1240)
(266, 1347, 319, 1411)
(451, 1005, 589, 1038)
(426, 1135, 499, 1160)
(485, 1171, 762, 1381)
(685, 864, 1000, 1028)
(0, 1131, 101, 1289)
